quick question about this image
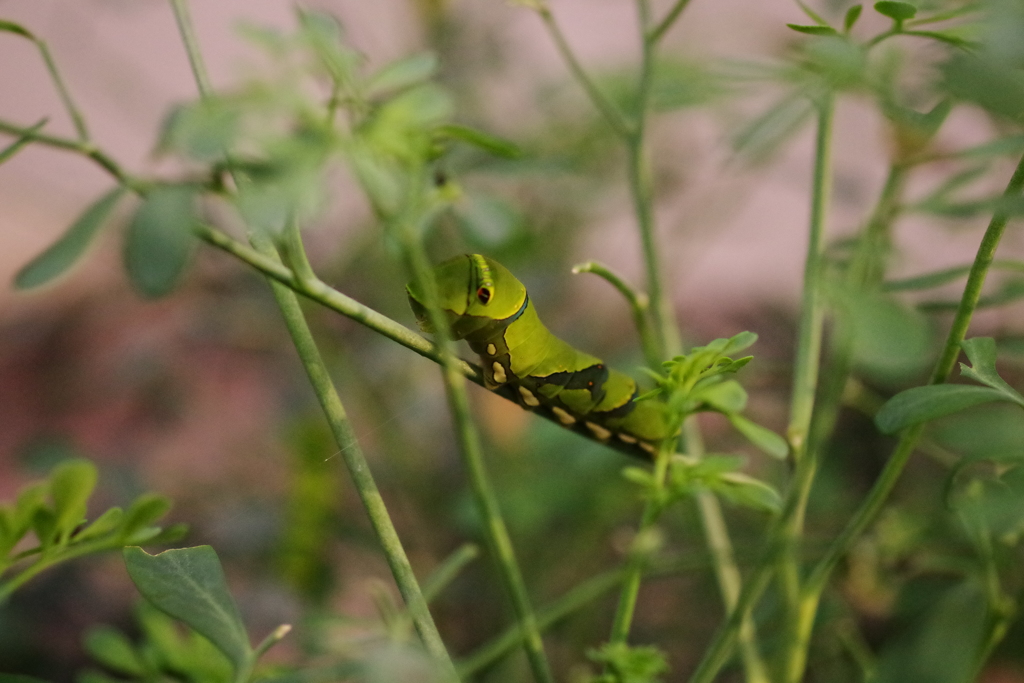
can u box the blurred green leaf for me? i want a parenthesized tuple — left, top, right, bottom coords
(714, 472, 783, 513)
(840, 290, 934, 382)
(844, 5, 863, 32)
(84, 626, 146, 677)
(873, 580, 987, 683)
(874, 1, 917, 21)
(123, 185, 198, 298)
(587, 642, 669, 683)
(296, 9, 358, 83)
(455, 193, 526, 248)
(367, 53, 439, 98)
(123, 546, 252, 673)
(732, 90, 814, 160)
(437, 124, 522, 159)
(159, 100, 241, 161)
(74, 507, 124, 542)
(942, 54, 1024, 123)
(788, 24, 838, 35)
(121, 494, 173, 540)
(15, 188, 126, 290)
(875, 384, 1008, 434)
(696, 380, 748, 413)
(727, 414, 789, 459)
(50, 459, 97, 543)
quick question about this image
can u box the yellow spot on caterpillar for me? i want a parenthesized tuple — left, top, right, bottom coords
(518, 386, 540, 407)
(492, 362, 507, 384)
(552, 407, 576, 425)
(639, 442, 656, 454)
(486, 343, 497, 356)
(586, 422, 612, 441)
(617, 433, 638, 444)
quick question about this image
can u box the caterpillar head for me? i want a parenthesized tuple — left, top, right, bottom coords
(407, 254, 527, 340)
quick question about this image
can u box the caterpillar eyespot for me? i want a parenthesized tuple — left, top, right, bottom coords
(407, 254, 674, 460)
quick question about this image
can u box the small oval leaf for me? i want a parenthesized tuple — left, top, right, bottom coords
(123, 186, 198, 298)
(874, 1, 917, 20)
(15, 187, 127, 290)
(844, 5, 863, 32)
(875, 384, 1008, 434)
(50, 459, 98, 542)
(728, 414, 789, 459)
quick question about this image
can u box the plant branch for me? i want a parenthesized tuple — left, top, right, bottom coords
(647, 0, 694, 44)
(166, 1, 457, 676)
(791, 149, 1024, 680)
(534, 6, 632, 138)
(395, 198, 553, 683)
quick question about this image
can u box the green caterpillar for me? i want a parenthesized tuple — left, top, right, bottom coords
(407, 254, 673, 459)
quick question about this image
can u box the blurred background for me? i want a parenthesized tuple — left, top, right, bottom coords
(3, 0, 1024, 681)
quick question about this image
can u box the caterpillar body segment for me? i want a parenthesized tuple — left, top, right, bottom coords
(407, 254, 673, 460)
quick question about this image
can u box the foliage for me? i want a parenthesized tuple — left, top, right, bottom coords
(4, 0, 1024, 682)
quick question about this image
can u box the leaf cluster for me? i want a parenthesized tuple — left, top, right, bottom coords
(0, 459, 184, 603)
(639, 331, 788, 459)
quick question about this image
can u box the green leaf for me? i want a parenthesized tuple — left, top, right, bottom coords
(123, 546, 252, 673)
(0, 20, 35, 39)
(31, 506, 58, 548)
(942, 54, 1024, 123)
(367, 53, 439, 98)
(787, 24, 838, 36)
(587, 642, 669, 683)
(875, 384, 1009, 434)
(123, 185, 199, 298)
(714, 472, 783, 513)
(839, 289, 934, 382)
(74, 507, 123, 542)
(959, 337, 1024, 407)
(437, 124, 522, 159)
(727, 414, 789, 459)
(844, 5, 863, 32)
(159, 100, 241, 161)
(84, 626, 146, 676)
(0, 118, 47, 166)
(874, 1, 917, 21)
(696, 380, 748, 413)
(50, 459, 98, 542)
(15, 187, 126, 290)
(120, 494, 173, 539)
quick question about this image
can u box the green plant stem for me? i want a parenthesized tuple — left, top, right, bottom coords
(258, 227, 460, 680)
(647, 0, 694, 44)
(688, 421, 770, 683)
(787, 149, 1024, 683)
(31, 37, 90, 142)
(534, 6, 631, 138)
(0, 118, 140, 189)
(459, 569, 624, 677)
(165, 2, 457, 676)
(775, 96, 834, 680)
(572, 261, 659, 366)
(608, 445, 672, 644)
(0, 536, 139, 604)
(396, 207, 553, 683)
(169, 0, 213, 95)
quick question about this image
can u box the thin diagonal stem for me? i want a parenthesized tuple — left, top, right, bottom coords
(397, 205, 554, 683)
(165, 1, 457, 676)
(535, 6, 632, 138)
